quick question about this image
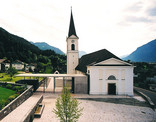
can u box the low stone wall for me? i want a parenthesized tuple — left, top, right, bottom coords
(0, 83, 33, 120)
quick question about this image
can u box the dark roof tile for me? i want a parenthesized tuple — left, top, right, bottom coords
(76, 49, 122, 73)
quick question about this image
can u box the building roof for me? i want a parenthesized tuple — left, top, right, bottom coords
(68, 8, 78, 38)
(75, 49, 123, 73)
(0, 59, 6, 63)
(12, 60, 24, 64)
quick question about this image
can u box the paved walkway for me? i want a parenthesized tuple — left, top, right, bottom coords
(134, 87, 156, 107)
(33, 78, 156, 122)
(37, 77, 63, 93)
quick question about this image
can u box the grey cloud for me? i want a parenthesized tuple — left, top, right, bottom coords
(125, 2, 143, 12)
(125, 16, 152, 23)
(147, 7, 156, 16)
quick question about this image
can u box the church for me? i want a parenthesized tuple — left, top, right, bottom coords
(66, 9, 134, 96)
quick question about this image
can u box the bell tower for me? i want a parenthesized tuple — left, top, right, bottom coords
(66, 8, 79, 74)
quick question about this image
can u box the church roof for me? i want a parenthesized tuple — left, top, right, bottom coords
(75, 49, 123, 73)
(68, 9, 78, 38)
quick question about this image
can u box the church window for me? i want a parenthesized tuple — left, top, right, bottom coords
(71, 44, 75, 50)
(108, 75, 116, 80)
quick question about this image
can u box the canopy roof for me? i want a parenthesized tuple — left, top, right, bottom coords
(16, 73, 86, 78)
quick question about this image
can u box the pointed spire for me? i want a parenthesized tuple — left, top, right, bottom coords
(68, 7, 78, 37)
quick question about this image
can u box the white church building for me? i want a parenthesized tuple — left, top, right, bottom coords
(66, 9, 134, 96)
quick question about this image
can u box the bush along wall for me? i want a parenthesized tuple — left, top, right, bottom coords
(16, 79, 39, 92)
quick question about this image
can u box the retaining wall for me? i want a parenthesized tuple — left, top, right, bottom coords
(0, 82, 33, 120)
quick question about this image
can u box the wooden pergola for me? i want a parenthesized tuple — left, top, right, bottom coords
(16, 74, 86, 93)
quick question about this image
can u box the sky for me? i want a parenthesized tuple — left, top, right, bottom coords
(0, 0, 156, 57)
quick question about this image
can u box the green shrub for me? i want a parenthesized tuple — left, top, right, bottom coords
(0, 99, 6, 110)
(6, 84, 12, 89)
(53, 87, 83, 122)
(8, 94, 19, 102)
(12, 86, 21, 91)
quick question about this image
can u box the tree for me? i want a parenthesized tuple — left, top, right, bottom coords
(53, 87, 83, 122)
(7, 67, 17, 80)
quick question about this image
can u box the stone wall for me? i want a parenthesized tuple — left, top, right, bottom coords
(74, 76, 88, 94)
(0, 83, 33, 120)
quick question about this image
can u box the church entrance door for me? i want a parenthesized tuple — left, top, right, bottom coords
(108, 83, 116, 95)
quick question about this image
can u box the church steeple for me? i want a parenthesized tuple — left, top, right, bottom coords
(68, 8, 78, 37)
(66, 7, 79, 74)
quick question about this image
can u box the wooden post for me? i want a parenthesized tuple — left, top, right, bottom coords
(63, 77, 65, 88)
(72, 77, 74, 93)
(46, 78, 47, 88)
(43, 79, 45, 93)
(54, 77, 55, 93)
(87, 75, 90, 94)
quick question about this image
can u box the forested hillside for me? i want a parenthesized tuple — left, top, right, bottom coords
(0, 27, 66, 73)
(31, 42, 64, 55)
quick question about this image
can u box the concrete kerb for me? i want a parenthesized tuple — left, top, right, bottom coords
(134, 89, 155, 109)
(21, 95, 43, 122)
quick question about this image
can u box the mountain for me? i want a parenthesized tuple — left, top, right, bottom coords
(0, 27, 41, 63)
(79, 51, 87, 58)
(31, 42, 64, 55)
(123, 39, 156, 62)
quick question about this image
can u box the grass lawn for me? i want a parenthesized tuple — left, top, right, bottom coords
(0, 73, 25, 82)
(0, 73, 44, 82)
(0, 87, 16, 101)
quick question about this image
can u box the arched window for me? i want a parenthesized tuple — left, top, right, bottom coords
(71, 44, 75, 50)
(108, 75, 116, 80)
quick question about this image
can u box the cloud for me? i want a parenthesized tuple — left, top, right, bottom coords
(147, 7, 156, 16)
(119, 0, 156, 25)
(125, 2, 143, 12)
(125, 16, 152, 23)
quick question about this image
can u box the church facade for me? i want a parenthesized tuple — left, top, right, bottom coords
(67, 10, 134, 96)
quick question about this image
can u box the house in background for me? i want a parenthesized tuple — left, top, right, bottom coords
(0, 59, 36, 72)
(12, 60, 24, 71)
(25, 63, 36, 72)
(146, 76, 156, 83)
(0, 59, 5, 71)
(0, 59, 10, 71)
(149, 84, 156, 91)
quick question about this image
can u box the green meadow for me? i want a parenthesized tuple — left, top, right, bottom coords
(0, 73, 43, 83)
(0, 87, 16, 101)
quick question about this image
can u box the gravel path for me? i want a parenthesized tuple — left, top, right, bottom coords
(33, 93, 156, 122)
(33, 78, 156, 122)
